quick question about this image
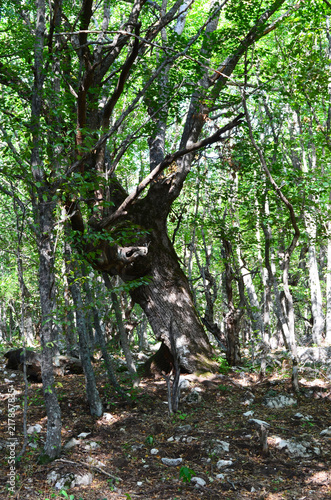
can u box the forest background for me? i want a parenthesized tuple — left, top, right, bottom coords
(0, 0, 331, 467)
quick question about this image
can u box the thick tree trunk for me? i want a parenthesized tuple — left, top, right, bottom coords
(88, 179, 217, 374)
(129, 230, 216, 373)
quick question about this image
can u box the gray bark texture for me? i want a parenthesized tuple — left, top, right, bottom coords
(30, 0, 62, 462)
(65, 243, 103, 417)
(36, 198, 62, 462)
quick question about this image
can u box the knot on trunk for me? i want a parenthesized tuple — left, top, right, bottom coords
(87, 242, 149, 279)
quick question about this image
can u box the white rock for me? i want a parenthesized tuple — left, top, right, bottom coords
(216, 473, 226, 479)
(161, 457, 183, 466)
(86, 456, 105, 467)
(74, 473, 93, 486)
(175, 424, 192, 435)
(137, 481, 143, 486)
(248, 418, 270, 428)
(264, 395, 297, 408)
(243, 410, 254, 417)
(150, 448, 159, 455)
(167, 436, 174, 442)
(10, 373, 17, 378)
(27, 424, 42, 434)
(293, 413, 313, 421)
(211, 440, 230, 455)
(84, 441, 100, 450)
(47, 471, 60, 485)
(131, 444, 144, 451)
(179, 378, 190, 389)
(55, 476, 73, 490)
(241, 398, 254, 406)
(320, 427, 331, 436)
(184, 389, 202, 403)
(191, 477, 206, 487)
(77, 432, 91, 438)
(64, 437, 81, 449)
(273, 437, 319, 458)
(217, 459, 233, 469)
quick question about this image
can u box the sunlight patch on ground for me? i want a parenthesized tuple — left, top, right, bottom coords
(305, 470, 330, 485)
(304, 378, 329, 388)
(264, 493, 284, 499)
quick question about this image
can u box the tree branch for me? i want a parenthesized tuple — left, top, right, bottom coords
(242, 91, 300, 256)
(92, 113, 244, 230)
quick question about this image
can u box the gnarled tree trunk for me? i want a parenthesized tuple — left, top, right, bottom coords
(129, 230, 215, 373)
(91, 191, 216, 373)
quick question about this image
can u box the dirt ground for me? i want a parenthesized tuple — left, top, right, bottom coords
(0, 356, 330, 500)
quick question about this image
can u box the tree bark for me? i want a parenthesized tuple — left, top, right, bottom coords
(111, 290, 138, 381)
(128, 225, 216, 373)
(222, 237, 243, 366)
(326, 232, 331, 344)
(308, 242, 324, 344)
(65, 242, 103, 417)
(36, 198, 62, 462)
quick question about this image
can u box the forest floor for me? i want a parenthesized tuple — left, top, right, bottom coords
(0, 352, 330, 500)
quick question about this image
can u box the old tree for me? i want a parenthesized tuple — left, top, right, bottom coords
(0, 0, 307, 369)
(1, 0, 323, 458)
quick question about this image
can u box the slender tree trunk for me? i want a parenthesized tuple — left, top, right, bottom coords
(237, 247, 264, 338)
(193, 223, 224, 347)
(65, 242, 103, 417)
(325, 17, 331, 344)
(84, 272, 125, 395)
(308, 242, 324, 344)
(0, 303, 7, 341)
(137, 314, 149, 350)
(110, 289, 138, 381)
(30, 0, 62, 462)
(244, 95, 300, 391)
(62, 255, 78, 355)
(326, 234, 331, 343)
(222, 238, 243, 365)
(37, 199, 62, 462)
(93, 305, 126, 396)
(294, 109, 325, 344)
